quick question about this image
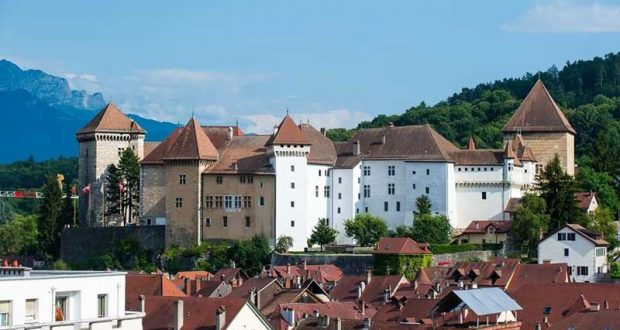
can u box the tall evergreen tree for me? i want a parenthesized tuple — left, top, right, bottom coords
(38, 175, 64, 258)
(118, 149, 140, 225)
(309, 218, 338, 251)
(414, 195, 432, 218)
(104, 164, 122, 222)
(537, 154, 586, 231)
(512, 194, 549, 257)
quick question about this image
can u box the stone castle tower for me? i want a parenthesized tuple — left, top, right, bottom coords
(76, 103, 145, 227)
(502, 79, 576, 176)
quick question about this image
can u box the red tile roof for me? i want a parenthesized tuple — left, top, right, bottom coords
(300, 124, 336, 165)
(266, 115, 310, 145)
(457, 220, 513, 235)
(574, 192, 597, 211)
(331, 274, 408, 308)
(270, 263, 344, 284)
(503, 79, 576, 134)
(505, 263, 569, 293)
(125, 274, 186, 311)
(541, 223, 608, 247)
(175, 270, 213, 281)
(132, 295, 248, 330)
(372, 298, 438, 324)
(163, 117, 219, 160)
(203, 135, 274, 174)
(278, 301, 372, 322)
(78, 103, 145, 134)
(374, 237, 431, 255)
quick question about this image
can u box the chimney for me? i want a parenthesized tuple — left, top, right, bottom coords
(384, 288, 390, 303)
(184, 277, 191, 295)
(362, 318, 371, 330)
(336, 317, 342, 330)
(287, 263, 291, 275)
(216, 306, 226, 330)
(366, 270, 372, 284)
(249, 288, 257, 306)
(381, 134, 386, 144)
(320, 128, 326, 136)
(413, 280, 418, 291)
(195, 279, 202, 293)
(174, 300, 184, 330)
(313, 309, 320, 318)
(138, 295, 145, 313)
(535, 322, 542, 330)
(227, 126, 233, 141)
(605, 300, 610, 309)
(231, 260, 236, 268)
(302, 260, 307, 271)
(318, 315, 330, 327)
(359, 300, 365, 316)
(353, 141, 361, 156)
(295, 275, 301, 289)
(221, 274, 226, 283)
(388, 122, 394, 128)
(357, 284, 363, 299)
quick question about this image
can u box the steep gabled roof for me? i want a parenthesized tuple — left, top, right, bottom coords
(266, 115, 310, 145)
(163, 117, 219, 161)
(541, 223, 609, 247)
(374, 237, 432, 255)
(503, 80, 576, 134)
(78, 102, 145, 134)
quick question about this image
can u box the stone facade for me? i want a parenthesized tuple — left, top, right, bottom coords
(202, 174, 276, 244)
(140, 164, 167, 225)
(504, 132, 574, 176)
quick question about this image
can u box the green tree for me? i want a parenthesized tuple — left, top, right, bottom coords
(0, 199, 15, 225)
(587, 207, 618, 249)
(37, 175, 64, 258)
(104, 164, 122, 221)
(537, 154, 586, 230)
(118, 149, 141, 225)
(577, 167, 619, 211)
(275, 235, 294, 253)
(414, 195, 432, 218)
(408, 214, 452, 244)
(0, 214, 38, 256)
(309, 218, 338, 251)
(512, 194, 549, 257)
(344, 213, 388, 247)
(61, 181, 78, 227)
(227, 234, 272, 276)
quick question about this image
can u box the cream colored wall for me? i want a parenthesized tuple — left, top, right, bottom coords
(457, 232, 508, 245)
(504, 132, 574, 176)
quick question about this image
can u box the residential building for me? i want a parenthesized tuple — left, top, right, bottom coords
(538, 224, 609, 282)
(0, 263, 143, 329)
(453, 220, 513, 245)
(574, 191, 599, 214)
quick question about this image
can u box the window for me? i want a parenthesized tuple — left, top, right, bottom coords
(216, 176, 223, 184)
(412, 183, 416, 190)
(357, 177, 360, 184)
(324, 186, 330, 198)
(557, 233, 567, 241)
(215, 196, 223, 208)
(481, 192, 487, 200)
(243, 196, 252, 208)
(240, 175, 254, 184)
(25, 299, 37, 322)
(291, 165, 295, 172)
(338, 177, 342, 184)
(259, 181, 264, 188)
(175, 198, 183, 208)
(363, 166, 371, 176)
(179, 174, 187, 185)
(564, 248, 569, 257)
(318, 169, 322, 176)
(567, 233, 576, 241)
(97, 295, 107, 318)
(388, 183, 395, 195)
(412, 170, 417, 175)
(205, 196, 214, 208)
(234, 196, 242, 209)
(224, 196, 233, 208)
(425, 187, 430, 194)
(0, 301, 10, 326)
(384, 201, 389, 212)
(338, 193, 342, 200)
(326, 169, 330, 177)
(291, 182, 295, 189)
(596, 247, 606, 257)
(315, 185, 319, 197)
(117, 147, 125, 156)
(365, 207, 368, 213)
(259, 196, 265, 207)
(363, 185, 371, 198)
(396, 201, 401, 212)
(146, 218, 152, 225)
(291, 220, 295, 227)
(337, 207, 341, 214)
(536, 164, 544, 175)
(290, 201, 295, 207)
(426, 169, 430, 175)
(458, 167, 462, 172)
(223, 216, 228, 227)
(245, 217, 251, 228)
(205, 218, 211, 227)
(388, 166, 395, 176)
(577, 266, 589, 276)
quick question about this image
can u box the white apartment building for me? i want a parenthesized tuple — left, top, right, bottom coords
(538, 224, 609, 283)
(0, 265, 143, 329)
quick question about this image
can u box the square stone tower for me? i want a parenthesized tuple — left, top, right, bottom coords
(76, 103, 145, 227)
(502, 80, 576, 176)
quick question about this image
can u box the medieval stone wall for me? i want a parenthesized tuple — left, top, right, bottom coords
(140, 164, 168, 223)
(504, 132, 574, 175)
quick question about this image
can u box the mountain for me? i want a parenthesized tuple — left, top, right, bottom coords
(0, 60, 176, 163)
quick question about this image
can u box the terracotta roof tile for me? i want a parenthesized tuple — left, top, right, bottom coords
(331, 274, 408, 308)
(574, 192, 597, 210)
(175, 270, 214, 281)
(125, 274, 186, 304)
(457, 220, 513, 235)
(141, 128, 182, 164)
(78, 103, 145, 134)
(163, 117, 219, 160)
(503, 79, 576, 134)
(374, 237, 432, 255)
(450, 149, 504, 166)
(204, 135, 274, 174)
(266, 115, 310, 145)
(300, 124, 337, 165)
(278, 301, 372, 322)
(372, 298, 438, 324)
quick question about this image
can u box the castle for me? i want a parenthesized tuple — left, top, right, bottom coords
(77, 80, 575, 249)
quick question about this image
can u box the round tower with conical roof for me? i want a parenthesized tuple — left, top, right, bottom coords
(76, 103, 145, 227)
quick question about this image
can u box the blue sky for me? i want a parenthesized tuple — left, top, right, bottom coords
(1, 0, 620, 132)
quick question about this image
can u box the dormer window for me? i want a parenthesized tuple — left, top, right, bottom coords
(487, 226, 496, 234)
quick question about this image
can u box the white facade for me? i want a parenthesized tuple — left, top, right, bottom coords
(226, 302, 272, 330)
(538, 226, 608, 283)
(330, 165, 361, 244)
(0, 268, 142, 329)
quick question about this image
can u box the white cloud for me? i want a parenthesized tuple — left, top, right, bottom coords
(79, 73, 98, 82)
(502, 1, 620, 32)
(63, 72, 100, 91)
(242, 109, 371, 134)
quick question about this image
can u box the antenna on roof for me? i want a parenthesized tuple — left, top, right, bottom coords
(236, 119, 239, 127)
(286, 107, 289, 115)
(191, 110, 195, 118)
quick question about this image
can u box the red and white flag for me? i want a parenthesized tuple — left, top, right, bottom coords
(119, 182, 126, 193)
(81, 184, 90, 194)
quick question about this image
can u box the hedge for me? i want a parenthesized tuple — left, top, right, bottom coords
(430, 243, 502, 254)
